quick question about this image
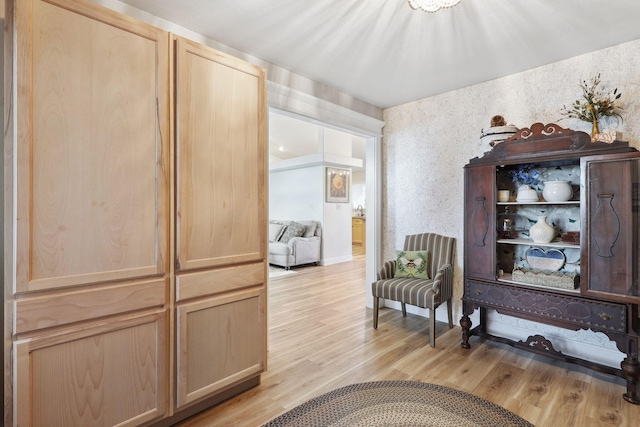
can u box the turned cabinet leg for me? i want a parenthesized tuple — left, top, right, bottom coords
(460, 314, 472, 349)
(622, 355, 640, 404)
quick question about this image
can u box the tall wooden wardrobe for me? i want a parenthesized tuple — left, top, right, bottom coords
(3, 0, 267, 425)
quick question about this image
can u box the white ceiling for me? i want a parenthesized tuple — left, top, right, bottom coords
(268, 111, 367, 170)
(119, 0, 640, 109)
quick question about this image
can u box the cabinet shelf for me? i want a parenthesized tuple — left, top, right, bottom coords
(497, 201, 580, 206)
(497, 238, 579, 249)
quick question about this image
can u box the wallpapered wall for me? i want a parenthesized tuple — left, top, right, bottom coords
(382, 38, 640, 358)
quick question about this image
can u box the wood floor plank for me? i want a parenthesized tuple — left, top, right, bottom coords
(176, 247, 640, 427)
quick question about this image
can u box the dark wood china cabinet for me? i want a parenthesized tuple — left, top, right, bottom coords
(461, 123, 640, 404)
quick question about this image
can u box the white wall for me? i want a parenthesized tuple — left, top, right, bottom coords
(352, 172, 366, 213)
(382, 38, 640, 366)
(323, 199, 353, 265)
(269, 166, 323, 222)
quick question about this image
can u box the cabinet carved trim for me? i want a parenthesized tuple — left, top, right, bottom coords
(470, 197, 488, 247)
(593, 194, 620, 258)
(509, 122, 572, 140)
(465, 280, 627, 333)
(522, 334, 561, 355)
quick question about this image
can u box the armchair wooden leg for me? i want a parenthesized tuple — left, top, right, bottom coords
(401, 303, 407, 316)
(447, 298, 453, 329)
(373, 297, 379, 329)
(429, 308, 436, 348)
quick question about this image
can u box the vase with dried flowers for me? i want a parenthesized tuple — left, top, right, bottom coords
(560, 73, 623, 141)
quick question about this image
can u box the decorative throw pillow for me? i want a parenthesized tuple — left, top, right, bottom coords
(269, 223, 286, 243)
(278, 221, 307, 243)
(298, 220, 318, 238)
(394, 250, 430, 279)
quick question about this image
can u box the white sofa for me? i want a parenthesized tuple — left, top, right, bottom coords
(269, 220, 321, 269)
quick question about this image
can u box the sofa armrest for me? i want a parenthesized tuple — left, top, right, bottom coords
(287, 235, 320, 248)
(376, 260, 397, 280)
(288, 236, 321, 265)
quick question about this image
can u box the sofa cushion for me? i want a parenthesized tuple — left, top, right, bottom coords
(269, 223, 286, 243)
(270, 242, 293, 256)
(279, 221, 307, 243)
(297, 220, 318, 237)
(394, 250, 430, 279)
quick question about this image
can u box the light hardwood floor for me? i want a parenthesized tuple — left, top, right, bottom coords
(177, 247, 640, 426)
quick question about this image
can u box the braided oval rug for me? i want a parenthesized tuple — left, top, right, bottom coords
(262, 380, 534, 427)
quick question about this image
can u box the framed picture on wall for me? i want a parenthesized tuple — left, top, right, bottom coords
(326, 167, 350, 203)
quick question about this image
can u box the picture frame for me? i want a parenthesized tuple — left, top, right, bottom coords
(326, 167, 350, 203)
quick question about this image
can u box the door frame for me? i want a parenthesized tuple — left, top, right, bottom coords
(267, 81, 384, 308)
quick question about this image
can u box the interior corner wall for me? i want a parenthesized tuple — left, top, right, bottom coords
(381, 38, 640, 367)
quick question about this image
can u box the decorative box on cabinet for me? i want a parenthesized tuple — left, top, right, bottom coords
(461, 123, 640, 404)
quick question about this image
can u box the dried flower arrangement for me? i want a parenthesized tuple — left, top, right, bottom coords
(560, 73, 622, 140)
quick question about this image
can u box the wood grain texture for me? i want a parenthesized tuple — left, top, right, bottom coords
(15, 311, 167, 426)
(176, 288, 265, 408)
(4, 1, 17, 424)
(176, 261, 265, 302)
(15, 278, 167, 334)
(175, 36, 266, 271)
(174, 248, 640, 427)
(16, 0, 170, 292)
(584, 155, 640, 303)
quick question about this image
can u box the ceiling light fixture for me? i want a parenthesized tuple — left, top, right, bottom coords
(408, 0, 461, 12)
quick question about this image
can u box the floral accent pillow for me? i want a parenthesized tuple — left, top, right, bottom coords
(279, 221, 307, 243)
(394, 250, 430, 279)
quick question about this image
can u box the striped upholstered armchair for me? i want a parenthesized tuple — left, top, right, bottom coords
(372, 233, 456, 347)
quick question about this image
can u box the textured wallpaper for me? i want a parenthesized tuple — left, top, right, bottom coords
(382, 38, 640, 356)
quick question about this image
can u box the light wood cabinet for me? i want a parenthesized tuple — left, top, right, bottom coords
(4, 1, 267, 425)
(174, 35, 267, 411)
(352, 217, 365, 246)
(15, 312, 167, 427)
(5, 0, 171, 425)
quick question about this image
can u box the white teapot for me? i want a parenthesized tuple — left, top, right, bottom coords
(543, 180, 573, 202)
(516, 185, 539, 202)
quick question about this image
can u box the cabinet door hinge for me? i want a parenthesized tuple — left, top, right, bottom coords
(175, 258, 181, 271)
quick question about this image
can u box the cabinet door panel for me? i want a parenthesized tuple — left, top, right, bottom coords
(14, 311, 168, 426)
(15, 0, 170, 292)
(464, 166, 496, 280)
(176, 288, 266, 407)
(175, 37, 267, 271)
(583, 155, 640, 303)
(176, 262, 265, 302)
(15, 278, 166, 334)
